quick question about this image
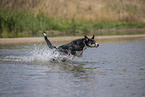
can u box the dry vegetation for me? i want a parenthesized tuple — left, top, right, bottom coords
(2, 0, 145, 22)
(0, 0, 145, 37)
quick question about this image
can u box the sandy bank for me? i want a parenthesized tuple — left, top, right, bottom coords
(0, 34, 145, 44)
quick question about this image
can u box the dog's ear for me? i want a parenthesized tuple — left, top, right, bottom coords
(91, 35, 95, 39)
(84, 35, 88, 41)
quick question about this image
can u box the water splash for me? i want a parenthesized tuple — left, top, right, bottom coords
(2, 44, 68, 63)
(33, 45, 58, 60)
(24, 44, 68, 62)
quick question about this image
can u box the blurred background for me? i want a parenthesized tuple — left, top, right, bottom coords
(0, 0, 145, 37)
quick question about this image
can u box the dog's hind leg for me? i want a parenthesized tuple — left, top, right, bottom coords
(43, 32, 56, 49)
(65, 55, 74, 60)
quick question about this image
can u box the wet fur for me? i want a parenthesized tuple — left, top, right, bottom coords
(43, 33, 99, 60)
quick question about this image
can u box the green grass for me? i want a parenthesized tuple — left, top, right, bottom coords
(1, 0, 145, 37)
(0, 9, 145, 38)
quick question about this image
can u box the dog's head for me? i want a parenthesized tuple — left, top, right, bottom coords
(84, 35, 99, 48)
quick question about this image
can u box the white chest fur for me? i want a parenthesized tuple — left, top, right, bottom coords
(75, 51, 83, 57)
(75, 45, 87, 57)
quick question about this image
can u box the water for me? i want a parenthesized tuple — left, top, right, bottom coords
(0, 38, 145, 97)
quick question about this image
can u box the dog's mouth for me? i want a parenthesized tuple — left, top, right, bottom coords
(88, 43, 99, 48)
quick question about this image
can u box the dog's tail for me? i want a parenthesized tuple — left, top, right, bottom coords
(43, 32, 56, 49)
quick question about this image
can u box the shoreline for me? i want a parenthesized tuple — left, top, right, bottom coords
(0, 34, 145, 44)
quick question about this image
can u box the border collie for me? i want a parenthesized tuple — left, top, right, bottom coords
(43, 32, 99, 60)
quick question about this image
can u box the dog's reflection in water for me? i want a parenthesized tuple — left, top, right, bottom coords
(48, 60, 86, 72)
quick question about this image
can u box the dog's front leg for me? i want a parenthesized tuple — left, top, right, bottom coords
(77, 51, 83, 57)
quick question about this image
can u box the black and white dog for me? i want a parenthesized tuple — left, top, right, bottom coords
(43, 32, 99, 60)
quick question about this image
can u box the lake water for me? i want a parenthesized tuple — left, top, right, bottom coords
(0, 38, 145, 97)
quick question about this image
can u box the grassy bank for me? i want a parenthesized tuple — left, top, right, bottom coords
(0, 0, 145, 38)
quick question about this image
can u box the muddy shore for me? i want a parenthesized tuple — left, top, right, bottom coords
(0, 34, 145, 44)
